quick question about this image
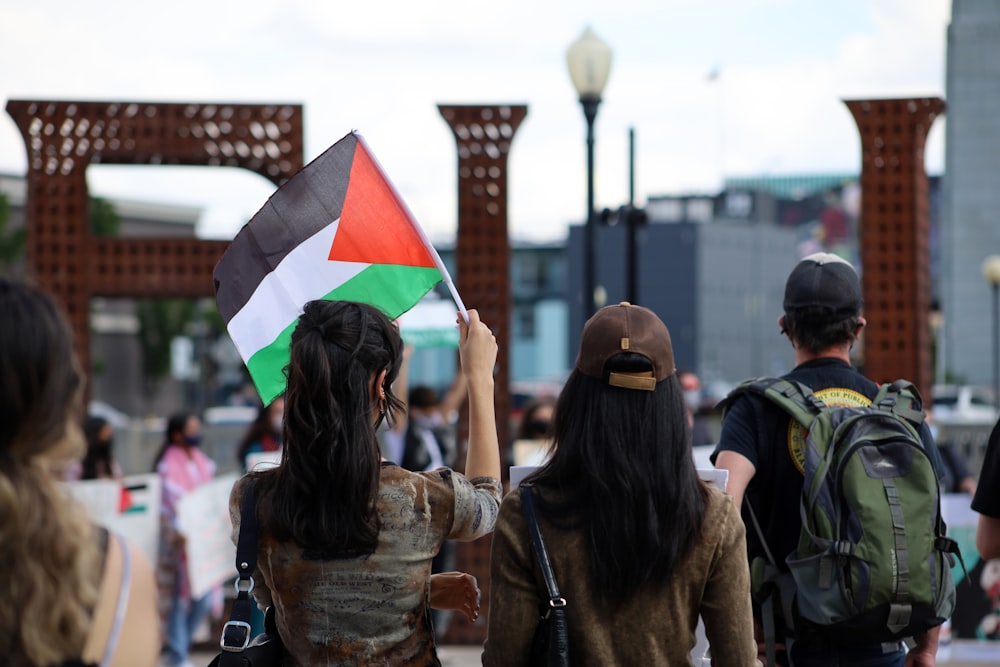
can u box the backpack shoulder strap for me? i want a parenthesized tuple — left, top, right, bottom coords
(871, 380, 926, 425)
(718, 376, 825, 430)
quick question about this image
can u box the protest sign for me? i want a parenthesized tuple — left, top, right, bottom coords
(941, 492, 1000, 659)
(245, 449, 281, 472)
(177, 472, 240, 599)
(64, 474, 161, 565)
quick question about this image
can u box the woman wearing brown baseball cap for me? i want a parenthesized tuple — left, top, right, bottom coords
(484, 302, 757, 666)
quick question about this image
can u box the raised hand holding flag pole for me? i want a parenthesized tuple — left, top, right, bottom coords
(214, 131, 466, 405)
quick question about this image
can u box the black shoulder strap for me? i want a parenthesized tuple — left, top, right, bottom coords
(519, 484, 567, 615)
(219, 478, 259, 664)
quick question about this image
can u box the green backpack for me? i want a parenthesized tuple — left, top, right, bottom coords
(720, 377, 962, 665)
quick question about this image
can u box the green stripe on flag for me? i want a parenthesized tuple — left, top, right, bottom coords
(246, 264, 443, 404)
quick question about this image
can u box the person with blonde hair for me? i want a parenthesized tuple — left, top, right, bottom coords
(0, 275, 159, 667)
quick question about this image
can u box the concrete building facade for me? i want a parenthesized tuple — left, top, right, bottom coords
(942, 0, 1000, 387)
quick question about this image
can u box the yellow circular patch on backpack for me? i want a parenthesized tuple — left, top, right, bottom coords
(787, 387, 871, 474)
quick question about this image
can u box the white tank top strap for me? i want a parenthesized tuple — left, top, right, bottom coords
(99, 530, 132, 667)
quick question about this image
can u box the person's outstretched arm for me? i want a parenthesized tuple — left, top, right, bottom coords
(978, 515, 1000, 560)
(973, 419, 1000, 559)
(458, 309, 500, 481)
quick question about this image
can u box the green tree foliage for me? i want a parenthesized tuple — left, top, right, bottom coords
(0, 193, 120, 269)
(0, 192, 25, 267)
(136, 299, 194, 391)
(89, 196, 121, 236)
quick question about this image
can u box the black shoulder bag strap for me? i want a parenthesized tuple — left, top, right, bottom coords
(219, 477, 260, 666)
(520, 484, 570, 667)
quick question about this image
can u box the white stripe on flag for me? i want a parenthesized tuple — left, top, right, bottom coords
(226, 219, 370, 362)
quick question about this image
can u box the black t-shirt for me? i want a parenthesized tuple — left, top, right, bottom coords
(972, 418, 1000, 518)
(712, 357, 942, 567)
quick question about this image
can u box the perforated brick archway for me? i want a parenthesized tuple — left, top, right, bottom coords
(5, 100, 304, 391)
(439, 103, 527, 645)
(845, 97, 943, 401)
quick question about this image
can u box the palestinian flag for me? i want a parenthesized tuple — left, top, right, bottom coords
(214, 131, 451, 405)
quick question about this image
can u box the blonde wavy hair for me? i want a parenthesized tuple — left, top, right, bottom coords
(0, 277, 101, 666)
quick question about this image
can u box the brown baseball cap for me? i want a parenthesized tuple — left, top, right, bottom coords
(575, 302, 675, 391)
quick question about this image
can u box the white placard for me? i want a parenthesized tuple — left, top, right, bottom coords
(509, 465, 537, 490)
(512, 439, 551, 467)
(111, 474, 162, 565)
(509, 466, 728, 492)
(64, 478, 120, 517)
(64, 474, 162, 566)
(245, 450, 282, 472)
(176, 473, 240, 599)
(698, 467, 729, 492)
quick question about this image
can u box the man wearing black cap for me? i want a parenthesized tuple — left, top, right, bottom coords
(712, 253, 942, 667)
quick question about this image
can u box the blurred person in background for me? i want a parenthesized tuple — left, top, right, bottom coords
(0, 275, 159, 667)
(65, 415, 133, 512)
(76, 416, 124, 481)
(236, 397, 285, 472)
(678, 369, 714, 447)
(382, 344, 466, 473)
(152, 413, 218, 667)
(511, 396, 556, 467)
(926, 410, 977, 496)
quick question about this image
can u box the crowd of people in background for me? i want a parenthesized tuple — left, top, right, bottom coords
(8, 265, 1000, 667)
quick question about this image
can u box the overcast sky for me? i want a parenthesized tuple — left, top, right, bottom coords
(0, 0, 951, 243)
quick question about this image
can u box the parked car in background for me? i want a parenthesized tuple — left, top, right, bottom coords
(931, 384, 998, 425)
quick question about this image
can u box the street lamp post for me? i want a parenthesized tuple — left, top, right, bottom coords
(982, 255, 1000, 411)
(566, 27, 612, 317)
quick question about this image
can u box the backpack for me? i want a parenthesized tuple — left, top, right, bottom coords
(719, 377, 963, 664)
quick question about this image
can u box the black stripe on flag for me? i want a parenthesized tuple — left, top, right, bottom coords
(214, 132, 359, 323)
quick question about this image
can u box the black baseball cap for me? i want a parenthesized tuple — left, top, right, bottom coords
(783, 252, 862, 318)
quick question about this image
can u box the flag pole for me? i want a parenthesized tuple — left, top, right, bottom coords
(355, 132, 470, 324)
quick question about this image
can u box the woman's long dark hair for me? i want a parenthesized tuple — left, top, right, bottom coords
(530, 352, 708, 604)
(254, 300, 404, 554)
(80, 416, 112, 480)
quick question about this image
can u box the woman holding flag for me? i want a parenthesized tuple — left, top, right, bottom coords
(228, 299, 501, 664)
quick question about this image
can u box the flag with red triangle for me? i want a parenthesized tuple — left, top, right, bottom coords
(214, 131, 454, 404)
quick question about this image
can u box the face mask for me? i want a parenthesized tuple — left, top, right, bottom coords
(526, 420, 550, 438)
(184, 433, 203, 447)
(683, 389, 702, 411)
